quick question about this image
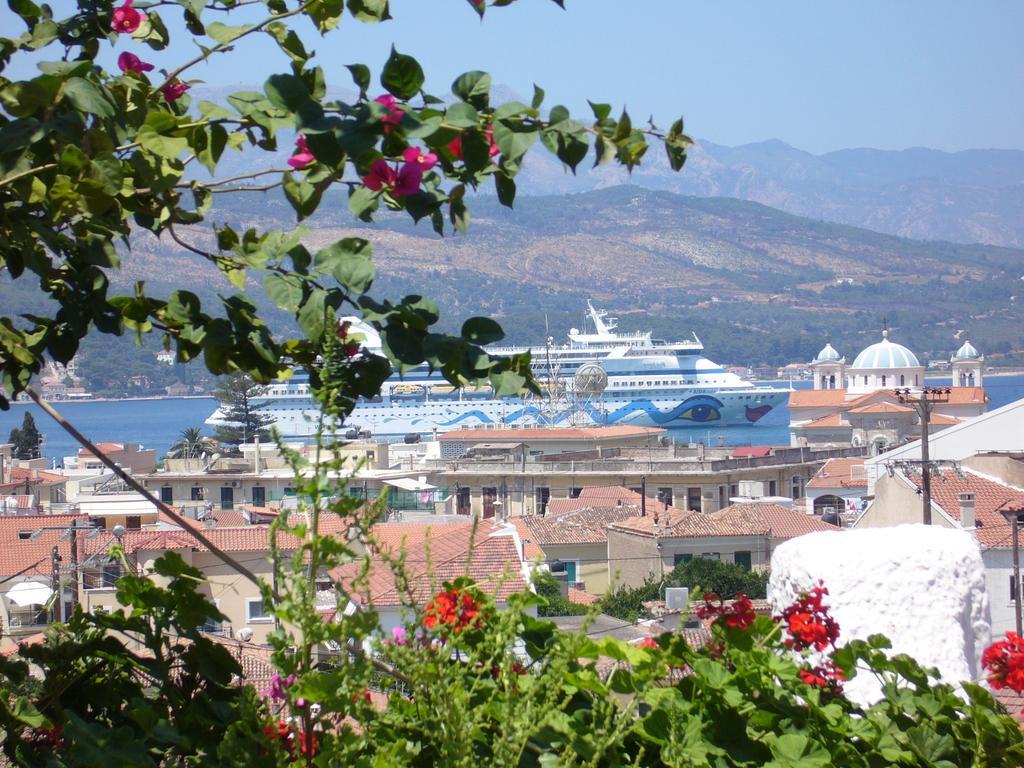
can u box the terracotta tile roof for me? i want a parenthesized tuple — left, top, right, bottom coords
(610, 503, 839, 540)
(9, 467, 66, 485)
(806, 458, 868, 489)
(0, 514, 91, 577)
(904, 469, 1024, 549)
(730, 446, 774, 458)
(0, 632, 46, 656)
(945, 386, 988, 405)
(930, 413, 962, 425)
(788, 390, 848, 408)
(848, 402, 914, 415)
(803, 413, 848, 429)
(507, 517, 544, 560)
(547, 486, 646, 516)
(438, 426, 664, 442)
(994, 688, 1024, 725)
(567, 587, 600, 605)
(524, 505, 645, 546)
(334, 521, 527, 607)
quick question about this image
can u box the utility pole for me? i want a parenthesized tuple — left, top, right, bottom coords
(894, 387, 950, 525)
(50, 545, 62, 624)
(641, 476, 647, 518)
(1003, 507, 1024, 636)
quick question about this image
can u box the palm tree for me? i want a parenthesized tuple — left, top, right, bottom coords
(169, 427, 216, 459)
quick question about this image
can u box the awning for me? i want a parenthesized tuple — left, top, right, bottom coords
(383, 477, 436, 492)
(6, 581, 53, 607)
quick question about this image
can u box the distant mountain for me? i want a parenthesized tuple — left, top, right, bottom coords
(116, 185, 1024, 368)
(515, 140, 1024, 248)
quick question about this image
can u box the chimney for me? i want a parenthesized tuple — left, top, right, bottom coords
(959, 492, 976, 530)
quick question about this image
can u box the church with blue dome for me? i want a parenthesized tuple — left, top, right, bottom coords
(789, 329, 988, 454)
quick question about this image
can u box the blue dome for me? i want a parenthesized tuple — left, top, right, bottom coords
(954, 340, 980, 360)
(851, 331, 920, 369)
(815, 343, 841, 362)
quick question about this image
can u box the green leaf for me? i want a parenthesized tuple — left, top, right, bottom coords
(263, 274, 303, 312)
(282, 173, 323, 221)
(346, 63, 371, 96)
(264, 74, 313, 114)
(346, 0, 390, 22)
(461, 316, 503, 345)
(298, 289, 327, 341)
(314, 237, 375, 294)
(381, 46, 424, 100)
(206, 22, 253, 43)
(136, 114, 189, 159)
(452, 70, 491, 108)
(492, 117, 538, 162)
(494, 172, 515, 208)
(445, 101, 479, 129)
(531, 83, 545, 109)
(63, 77, 114, 118)
(348, 184, 378, 221)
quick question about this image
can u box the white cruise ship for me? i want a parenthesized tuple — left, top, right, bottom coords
(206, 303, 789, 438)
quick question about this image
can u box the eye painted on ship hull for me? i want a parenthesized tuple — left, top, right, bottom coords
(676, 395, 723, 423)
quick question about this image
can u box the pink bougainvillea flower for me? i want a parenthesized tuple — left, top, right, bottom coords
(402, 146, 438, 172)
(117, 51, 153, 74)
(161, 80, 190, 103)
(287, 135, 316, 170)
(394, 162, 424, 197)
(362, 159, 397, 192)
(111, 0, 142, 33)
(447, 124, 500, 161)
(373, 94, 404, 133)
(391, 625, 408, 645)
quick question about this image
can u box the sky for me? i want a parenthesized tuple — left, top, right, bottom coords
(4, 1, 1024, 154)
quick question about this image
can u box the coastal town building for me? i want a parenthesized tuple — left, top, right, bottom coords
(803, 457, 868, 521)
(606, 501, 840, 589)
(790, 332, 988, 452)
(430, 428, 864, 518)
(854, 465, 1024, 635)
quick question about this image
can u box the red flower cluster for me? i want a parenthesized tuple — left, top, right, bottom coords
(262, 721, 318, 759)
(423, 587, 482, 633)
(25, 726, 64, 752)
(779, 583, 839, 652)
(799, 661, 846, 694)
(637, 636, 660, 650)
(982, 631, 1024, 692)
(696, 593, 757, 631)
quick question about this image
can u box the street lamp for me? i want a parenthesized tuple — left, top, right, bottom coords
(893, 387, 951, 525)
(1001, 506, 1024, 636)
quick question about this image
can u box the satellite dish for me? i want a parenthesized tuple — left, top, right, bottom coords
(574, 363, 608, 395)
(237, 627, 254, 642)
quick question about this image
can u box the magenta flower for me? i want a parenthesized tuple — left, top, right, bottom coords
(447, 124, 500, 161)
(117, 52, 153, 74)
(262, 672, 298, 701)
(391, 625, 408, 645)
(394, 162, 423, 197)
(373, 94, 404, 133)
(161, 80, 190, 103)
(402, 146, 438, 172)
(111, 0, 142, 33)
(362, 159, 397, 192)
(287, 135, 316, 170)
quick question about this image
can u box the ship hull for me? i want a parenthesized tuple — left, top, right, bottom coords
(208, 388, 790, 438)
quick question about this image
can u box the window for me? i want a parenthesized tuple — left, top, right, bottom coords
(718, 485, 727, 510)
(569, 487, 583, 499)
(535, 487, 551, 514)
(349, 485, 365, 498)
(551, 560, 579, 585)
(900, 374, 906, 386)
(190, 486, 205, 501)
(126, 515, 141, 531)
(864, 375, 869, 386)
(673, 553, 693, 568)
(160, 486, 173, 505)
(768, 480, 777, 496)
(220, 486, 234, 510)
(657, 487, 674, 507)
(790, 475, 802, 500)
(456, 487, 471, 515)
(687, 487, 702, 512)
(251, 486, 266, 507)
(700, 552, 721, 561)
(247, 597, 272, 623)
(734, 551, 752, 570)
(482, 487, 497, 519)
(83, 562, 121, 590)
(881, 375, 887, 387)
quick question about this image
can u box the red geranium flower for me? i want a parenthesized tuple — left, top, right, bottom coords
(696, 592, 757, 631)
(637, 636, 660, 650)
(779, 582, 839, 652)
(983, 631, 1024, 692)
(423, 587, 483, 632)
